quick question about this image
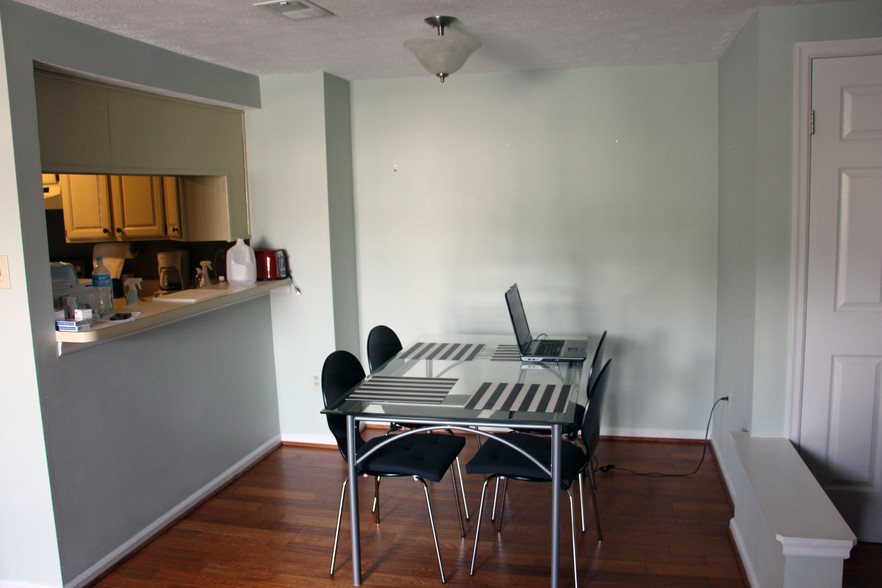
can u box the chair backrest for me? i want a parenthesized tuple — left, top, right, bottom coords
(580, 359, 612, 454)
(586, 331, 607, 395)
(566, 331, 607, 433)
(321, 350, 367, 459)
(366, 325, 403, 373)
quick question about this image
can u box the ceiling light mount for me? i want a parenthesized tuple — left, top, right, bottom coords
(404, 15, 480, 83)
(425, 15, 455, 35)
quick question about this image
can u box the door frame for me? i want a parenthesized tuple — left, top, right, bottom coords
(788, 36, 882, 444)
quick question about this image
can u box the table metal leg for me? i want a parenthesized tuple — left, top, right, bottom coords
(346, 415, 361, 585)
(551, 423, 562, 586)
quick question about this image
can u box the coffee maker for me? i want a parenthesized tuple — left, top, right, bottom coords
(157, 250, 189, 293)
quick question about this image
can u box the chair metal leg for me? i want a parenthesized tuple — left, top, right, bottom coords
(496, 477, 508, 533)
(578, 472, 586, 532)
(330, 477, 349, 576)
(567, 488, 579, 588)
(416, 476, 447, 583)
(372, 476, 381, 524)
(470, 476, 494, 576)
(449, 463, 466, 538)
(587, 465, 603, 542)
(455, 455, 470, 519)
(490, 476, 500, 521)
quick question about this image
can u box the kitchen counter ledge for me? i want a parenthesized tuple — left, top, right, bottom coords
(55, 278, 293, 356)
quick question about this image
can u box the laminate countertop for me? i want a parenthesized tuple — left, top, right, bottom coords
(55, 278, 293, 356)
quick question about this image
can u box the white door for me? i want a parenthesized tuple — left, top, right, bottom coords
(800, 52, 882, 543)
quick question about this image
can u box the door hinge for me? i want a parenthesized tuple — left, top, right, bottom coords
(810, 110, 815, 135)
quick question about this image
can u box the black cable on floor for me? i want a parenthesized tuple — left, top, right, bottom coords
(596, 396, 729, 478)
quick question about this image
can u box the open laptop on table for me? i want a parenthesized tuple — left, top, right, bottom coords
(505, 283, 588, 362)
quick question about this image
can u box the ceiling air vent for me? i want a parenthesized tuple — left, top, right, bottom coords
(253, 0, 334, 21)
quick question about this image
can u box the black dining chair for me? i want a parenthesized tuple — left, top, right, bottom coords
(366, 324, 403, 372)
(465, 359, 612, 587)
(490, 331, 607, 531)
(366, 324, 471, 520)
(322, 349, 466, 583)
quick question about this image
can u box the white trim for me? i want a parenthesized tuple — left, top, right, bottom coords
(788, 36, 882, 443)
(730, 518, 760, 588)
(63, 436, 280, 588)
(711, 437, 735, 501)
(285, 428, 708, 444)
(281, 432, 335, 446)
(777, 535, 855, 558)
(600, 426, 707, 440)
(0, 581, 58, 588)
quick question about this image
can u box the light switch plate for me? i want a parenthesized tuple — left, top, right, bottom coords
(0, 255, 9, 288)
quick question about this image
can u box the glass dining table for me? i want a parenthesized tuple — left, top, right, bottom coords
(321, 333, 588, 586)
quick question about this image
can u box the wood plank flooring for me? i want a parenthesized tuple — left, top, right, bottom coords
(92, 436, 876, 587)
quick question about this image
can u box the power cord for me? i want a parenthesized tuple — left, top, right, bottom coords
(597, 396, 729, 478)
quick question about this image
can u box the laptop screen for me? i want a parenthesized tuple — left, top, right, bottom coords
(505, 284, 532, 351)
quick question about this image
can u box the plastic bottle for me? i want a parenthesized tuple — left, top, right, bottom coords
(226, 239, 256, 285)
(91, 257, 114, 319)
(124, 277, 142, 305)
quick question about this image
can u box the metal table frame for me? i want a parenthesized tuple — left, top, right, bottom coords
(326, 334, 587, 587)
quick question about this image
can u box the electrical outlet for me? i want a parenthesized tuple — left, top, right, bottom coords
(0, 256, 9, 289)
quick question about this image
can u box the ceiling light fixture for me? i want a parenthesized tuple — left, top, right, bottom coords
(404, 16, 480, 83)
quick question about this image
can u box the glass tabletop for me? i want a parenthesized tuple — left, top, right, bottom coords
(322, 334, 586, 428)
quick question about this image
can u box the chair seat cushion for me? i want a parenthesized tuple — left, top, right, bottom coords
(358, 433, 466, 483)
(466, 432, 586, 486)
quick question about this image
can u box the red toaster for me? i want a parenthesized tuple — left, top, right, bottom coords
(255, 249, 287, 280)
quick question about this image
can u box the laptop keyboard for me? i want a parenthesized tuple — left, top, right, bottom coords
(535, 339, 564, 356)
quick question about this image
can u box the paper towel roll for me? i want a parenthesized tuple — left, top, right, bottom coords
(93, 243, 138, 278)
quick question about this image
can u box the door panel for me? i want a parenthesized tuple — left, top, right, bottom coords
(801, 52, 882, 542)
(836, 170, 882, 309)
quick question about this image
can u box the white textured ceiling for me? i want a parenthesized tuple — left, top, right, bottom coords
(16, 0, 841, 79)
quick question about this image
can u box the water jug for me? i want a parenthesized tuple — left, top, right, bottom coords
(226, 239, 256, 285)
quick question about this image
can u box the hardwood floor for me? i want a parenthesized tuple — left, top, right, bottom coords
(92, 436, 874, 587)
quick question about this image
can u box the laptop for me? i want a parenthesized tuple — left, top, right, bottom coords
(505, 283, 588, 362)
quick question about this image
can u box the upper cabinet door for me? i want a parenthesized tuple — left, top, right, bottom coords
(162, 176, 186, 241)
(62, 174, 113, 242)
(109, 176, 166, 239)
(107, 90, 249, 240)
(34, 71, 112, 172)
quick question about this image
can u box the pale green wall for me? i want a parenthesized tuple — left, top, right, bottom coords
(0, 13, 62, 587)
(714, 1, 882, 582)
(245, 73, 342, 443)
(715, 0, 882, 451)
(714, 12, 759, 476)
(350, 64, 719, 436)
(751, 0, 882, 437)
(0, 2, 275, 586)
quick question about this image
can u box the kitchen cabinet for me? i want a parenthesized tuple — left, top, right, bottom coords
(109, 176, 166, 240)
(35, 70, 250, 240)
(34, 72, 112, 171)
(163, 176, 184, 241)
(61, 174, 168, 242)
(61, 174, 113, 241)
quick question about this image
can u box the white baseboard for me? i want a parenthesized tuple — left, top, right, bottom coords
(730, 518, 760, 588)
(711, 436, 735, 497)
(281, 432, 335, 446)
(63, 436, 281, 588)
(284, 428, 706, 444)
(601, 426, 707, 440)
(0, 580, 59, 588)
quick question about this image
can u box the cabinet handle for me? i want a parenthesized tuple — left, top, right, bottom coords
(103, 228, 110, 234)
(116, 228, 123, 235)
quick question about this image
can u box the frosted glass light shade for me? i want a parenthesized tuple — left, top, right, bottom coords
(404, 36, 480, 80)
